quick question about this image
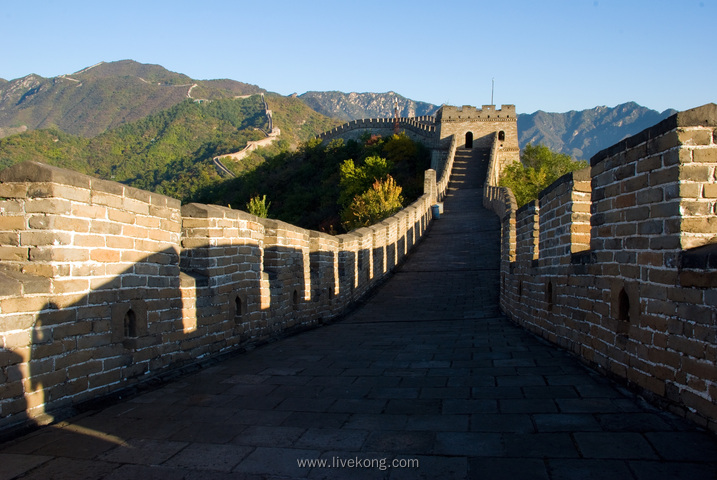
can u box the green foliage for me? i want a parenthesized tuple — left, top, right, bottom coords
(246, 195, 271, 218)
(0, 60, 268, 137)
(338, 156, 392, 207)
(0, 97, 270, 202)
(197, 132, 430, 234)
(266, 94, 342, 147)
(499, 144, 588, 207)
(341, 175, 404, 231)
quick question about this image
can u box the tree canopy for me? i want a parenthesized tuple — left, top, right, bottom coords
(199, 132, 430, 233)
(499, 144, 588, 207)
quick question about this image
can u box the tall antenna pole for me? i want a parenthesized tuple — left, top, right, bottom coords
(491, 78, 495, 105)
(393, 97, 400, 135)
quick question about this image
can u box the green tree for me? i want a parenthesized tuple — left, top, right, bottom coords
(246, 194, 271, 218)
(499, 144, 588, 207)
(341, 175, 404, 231)
(338, 155, 393, 207)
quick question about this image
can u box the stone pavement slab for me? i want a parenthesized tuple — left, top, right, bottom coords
(1, 148, 717, 479)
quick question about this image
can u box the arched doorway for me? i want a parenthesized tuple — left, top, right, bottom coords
(465, 131, 473, 149)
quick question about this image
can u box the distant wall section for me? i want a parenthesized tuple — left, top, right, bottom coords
(318, 117, 437, 146)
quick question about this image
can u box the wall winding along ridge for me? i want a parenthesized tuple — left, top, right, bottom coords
(484, 104, 717, 431)
(318, 117, 438, 146)
(0, 142, 455, 434)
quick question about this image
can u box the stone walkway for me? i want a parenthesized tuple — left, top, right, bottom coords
(2, 148, 717, 479)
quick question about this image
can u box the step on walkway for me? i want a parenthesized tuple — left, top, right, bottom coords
(2, 148, 717, 479)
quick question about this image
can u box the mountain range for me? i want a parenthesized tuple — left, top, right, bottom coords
(517, 103, 676, 160)
(0, 60, 265, 137)
(0, 60, 679, 164)
(297, 91, 438, 121)
(298, 91, 676, 161)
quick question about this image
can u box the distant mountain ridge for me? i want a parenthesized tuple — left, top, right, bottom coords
(1, 60, 679, 162)
(0, 60, 265, 137)
(517, 102, 677, 160)
(298, 92, 676, 161)
(298, 91, 439, 121)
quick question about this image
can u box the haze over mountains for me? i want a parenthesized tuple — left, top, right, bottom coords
(0, 60, 678, 162)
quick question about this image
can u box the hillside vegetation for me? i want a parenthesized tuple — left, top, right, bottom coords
(0, 60, 266, 138)
(0, 94, 338, 201)
(499, 144, 588, 207)
(195, 133, 431, 233)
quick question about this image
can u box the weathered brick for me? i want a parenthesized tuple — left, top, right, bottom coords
(122, 197, 150, 215)
(703, 184, 717, 198)
(682, 216, 717, 233)
(636, 154, 663, 173)
(24, 198, 71, 214)
(651, 130, 680, 153)
(693, 147, 717, 163)
(1, 295, 51, 314)
(90, 249, 121, 263)
(72, 204, 107, 220)
(0, 216, 26, 231)
(105, 236, 134, 249)
(73, 234, 106, 248)
(67, 360, 103, 379)
(678, 128, 713, 146)
(0, 183, 27, 199)
(0, 246, 28, 262)
(680, 164, 713, 182)
(30, 247, 89, 263)
(681, 200, 712, 216)
(107, 208, 136, 225)
(91, 191, 123, 209)
(20, 231, 72, 246)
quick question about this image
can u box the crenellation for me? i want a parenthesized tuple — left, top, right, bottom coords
(484, 103, 717, 432)
(0, 132, 454, 434)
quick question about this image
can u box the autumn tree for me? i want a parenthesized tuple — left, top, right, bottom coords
(341, 175, 404, 231)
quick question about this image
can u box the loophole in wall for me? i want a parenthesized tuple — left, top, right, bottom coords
(124, 309, 137, 338)
(235, 296, 243, 322)
(616, 288, 631, 338)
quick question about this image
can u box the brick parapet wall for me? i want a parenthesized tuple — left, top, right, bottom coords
(436, 104, 517, 121)
(484, 132, 521, 188)
(515, 200, 539, 266)
(0, 162, 185, 427)
(317, 117, 437, 146)
(483, 103, 717, 431)
(436, 136, 457, 202)
(0, 141, 454, 432)
(538, 168, 591, 268)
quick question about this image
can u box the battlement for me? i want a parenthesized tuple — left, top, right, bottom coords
(317, 117, 437, 145)
(484, 103, 717, 431)
(0, 132, 460, 432)
(435, 104, 517, 122)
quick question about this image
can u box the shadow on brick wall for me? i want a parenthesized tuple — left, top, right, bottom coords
(1, 240, 388, 437)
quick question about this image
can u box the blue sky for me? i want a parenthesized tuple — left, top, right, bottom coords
(1, 0, 714, 114)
